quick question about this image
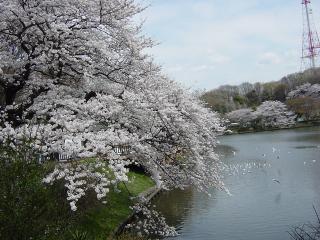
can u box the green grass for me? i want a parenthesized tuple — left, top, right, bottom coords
(126, 172, 155, 196)
(0, 148, 154, 240)
(76, 171, 155, 239)
(45, 158, 155, 239)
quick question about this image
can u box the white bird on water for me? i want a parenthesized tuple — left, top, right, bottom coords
(232, 151, 236, 156)
(313, 160, 317, 163)
(272, 179, 280, 184)
(272, 147, 277, 153)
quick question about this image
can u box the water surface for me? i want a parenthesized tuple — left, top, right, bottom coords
(155, 127, 320, 240)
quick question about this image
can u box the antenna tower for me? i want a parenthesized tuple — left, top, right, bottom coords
(301, 0, 320, 69)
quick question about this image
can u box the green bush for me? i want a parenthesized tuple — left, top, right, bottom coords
(0, 145, 77, 240)
(0, 144, 155, 240)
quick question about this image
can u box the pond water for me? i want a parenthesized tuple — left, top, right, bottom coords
(154, 127, 320, 240)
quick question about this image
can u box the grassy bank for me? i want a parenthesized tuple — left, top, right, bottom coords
(79, 171, 155, 239)
(0, 149, 155, 240)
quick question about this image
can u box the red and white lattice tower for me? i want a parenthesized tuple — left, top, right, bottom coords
(301, 0, 320, 69)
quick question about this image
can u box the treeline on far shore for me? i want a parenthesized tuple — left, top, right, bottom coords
(202, 68, 320, 114)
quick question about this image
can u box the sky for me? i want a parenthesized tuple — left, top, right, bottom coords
(137, 0, 320, 90)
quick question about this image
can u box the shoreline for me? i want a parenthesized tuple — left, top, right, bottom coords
(225, 121, 320, 135)
(114, 186, 162, 236)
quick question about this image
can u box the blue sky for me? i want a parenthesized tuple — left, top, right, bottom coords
(137, 0, 320, 90)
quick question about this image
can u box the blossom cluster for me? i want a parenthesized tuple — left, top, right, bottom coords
(226, 108, 256, 128)
(287, 83, 320, 99)
(0, 0, 226, 235)
(42, 160, 123, 211)
(126, 202, 177, 237)
(226, 101, 296, 129)
(255, 101, 296, 128)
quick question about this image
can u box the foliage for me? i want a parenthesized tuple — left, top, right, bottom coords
(287, 83, 320, 100)
(245, 90, 260, 106)
(76, 171, 155, 238)
(286, 83, 320, 120)
(0, 1, 225, 228)
(125, 202, 176, 237)
(202, 68, 320, 114)
(226, 101, 296, 130)
(254, 101, 296, 129)
(233, 95, 247, 105)
(0, 0, 226, 237)
(272, 83, 287, 102)
(226, 108, 256, 128)
(69, 230, 89, 240)
(0, 145, 78, 240)
(108, 234, 147, 240)
(201, 90, 232, 113)
(220, 83, 319, 129)
(287, 97, 320, 120)
(0, 142, 155, 240)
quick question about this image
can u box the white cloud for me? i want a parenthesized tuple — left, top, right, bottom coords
(258, 52, 282, 65)
(140, 0, 311, 89)
(167, 64, 184, 73)
(191, 64, 215, 72)
(209, 53, 231, 64)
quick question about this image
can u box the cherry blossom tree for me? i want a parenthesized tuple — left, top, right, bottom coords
(286, 83, 320, 120)
(226, 108, 256, 128)
(287, 83, 320, 99)
(0, 0, 225, 234)
(254, 101, 296, 129)
(225, 102, 296, 130)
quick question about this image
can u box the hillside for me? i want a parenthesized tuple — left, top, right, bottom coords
(201, 68, 320, 114)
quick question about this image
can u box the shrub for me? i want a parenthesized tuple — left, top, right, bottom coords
(0, 145, 77, 240)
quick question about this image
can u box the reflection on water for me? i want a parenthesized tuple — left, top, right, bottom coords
(294, 146, 319, 149)
(155, 127, 320, 240)
(152, 189, 194, 231)
(215, 145, 237, 158)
